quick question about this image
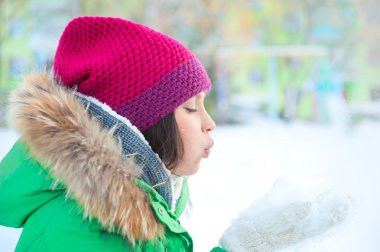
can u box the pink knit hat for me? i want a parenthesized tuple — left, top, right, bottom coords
(54, 16, 211, 131)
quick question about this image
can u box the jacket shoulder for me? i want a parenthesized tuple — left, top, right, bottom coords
(0, 140, 64, 227)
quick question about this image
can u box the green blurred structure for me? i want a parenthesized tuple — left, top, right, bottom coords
(1, 0, 379, 126)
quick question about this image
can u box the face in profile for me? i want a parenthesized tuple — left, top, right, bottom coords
(173, 92, 216, 176)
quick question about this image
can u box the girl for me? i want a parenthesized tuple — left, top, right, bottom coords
(0, 16, 351, 252)
(0, 16, 218, 251)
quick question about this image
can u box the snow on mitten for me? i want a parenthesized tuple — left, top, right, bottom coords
(219, 178, 352, 252)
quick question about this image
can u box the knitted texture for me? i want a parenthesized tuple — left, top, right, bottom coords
(54, 16, 211, 131)
(220, 179, 352, 252)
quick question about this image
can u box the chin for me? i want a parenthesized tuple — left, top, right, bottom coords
(187, 168, 200, 176)
(176, 162, 201, 176)
(189, 162, 202, 176)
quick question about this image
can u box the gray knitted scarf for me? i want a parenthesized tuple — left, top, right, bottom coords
(76, 93, 173, 207)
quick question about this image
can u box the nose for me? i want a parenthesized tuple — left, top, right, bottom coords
(203, 109, 216, 132)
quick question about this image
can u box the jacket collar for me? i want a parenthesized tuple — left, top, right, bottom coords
(75, 93, 173, 206)
(8, 72, 168, 243)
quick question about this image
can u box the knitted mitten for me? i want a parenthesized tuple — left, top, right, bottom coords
(219, 178, 352, 252)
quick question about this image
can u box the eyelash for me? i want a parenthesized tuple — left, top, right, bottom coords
(185, 107, 197, 113)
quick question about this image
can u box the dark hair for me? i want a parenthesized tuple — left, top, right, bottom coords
(142, 112, 183, 171)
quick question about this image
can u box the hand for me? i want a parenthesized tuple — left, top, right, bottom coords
(219, 178, 352, 252)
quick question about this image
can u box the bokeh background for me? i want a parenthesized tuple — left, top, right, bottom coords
(1, 0, 380, 251)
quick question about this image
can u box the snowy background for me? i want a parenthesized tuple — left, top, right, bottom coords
(1, 120, 380, 251)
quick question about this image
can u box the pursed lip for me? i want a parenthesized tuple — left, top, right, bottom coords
(205, 140, 214, 150)
(204, 140, 214, 158)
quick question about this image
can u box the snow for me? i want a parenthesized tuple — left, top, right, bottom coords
(1, 121, 379, 251)
(182, 120, 380, 252)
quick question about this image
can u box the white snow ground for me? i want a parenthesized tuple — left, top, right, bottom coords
(1, 120, 379, 251)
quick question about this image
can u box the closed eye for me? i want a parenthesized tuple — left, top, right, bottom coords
(185, 107, 197, 113)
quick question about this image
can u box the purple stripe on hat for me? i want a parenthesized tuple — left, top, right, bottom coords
(115, 59, 211, 132)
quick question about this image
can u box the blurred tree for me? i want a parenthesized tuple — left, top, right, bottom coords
(80, 0, 145, 21)
(0, 0, 28, 85)
(0, 0, 29, 127)
(351, 0, 380, 102)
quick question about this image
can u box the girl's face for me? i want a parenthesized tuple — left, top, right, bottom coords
(173, 92, 216, 176)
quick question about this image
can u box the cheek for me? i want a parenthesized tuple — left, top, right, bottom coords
(178, 119, 200, 155)
(179, 127, 196, 155)
(176, 120, 203, 175)
(181, 132, 203, 166)
(182, 136, 198, 156)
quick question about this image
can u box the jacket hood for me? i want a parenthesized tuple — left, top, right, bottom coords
(7, 72, 165, 243)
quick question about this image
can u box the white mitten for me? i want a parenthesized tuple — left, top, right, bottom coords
(219, 178, 352, 252)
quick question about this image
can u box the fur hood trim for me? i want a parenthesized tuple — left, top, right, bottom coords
(8, 72, 165, 243)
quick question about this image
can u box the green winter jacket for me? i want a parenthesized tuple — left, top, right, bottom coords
(0, 141, 192, 251)
(0, 73, 226, 252)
